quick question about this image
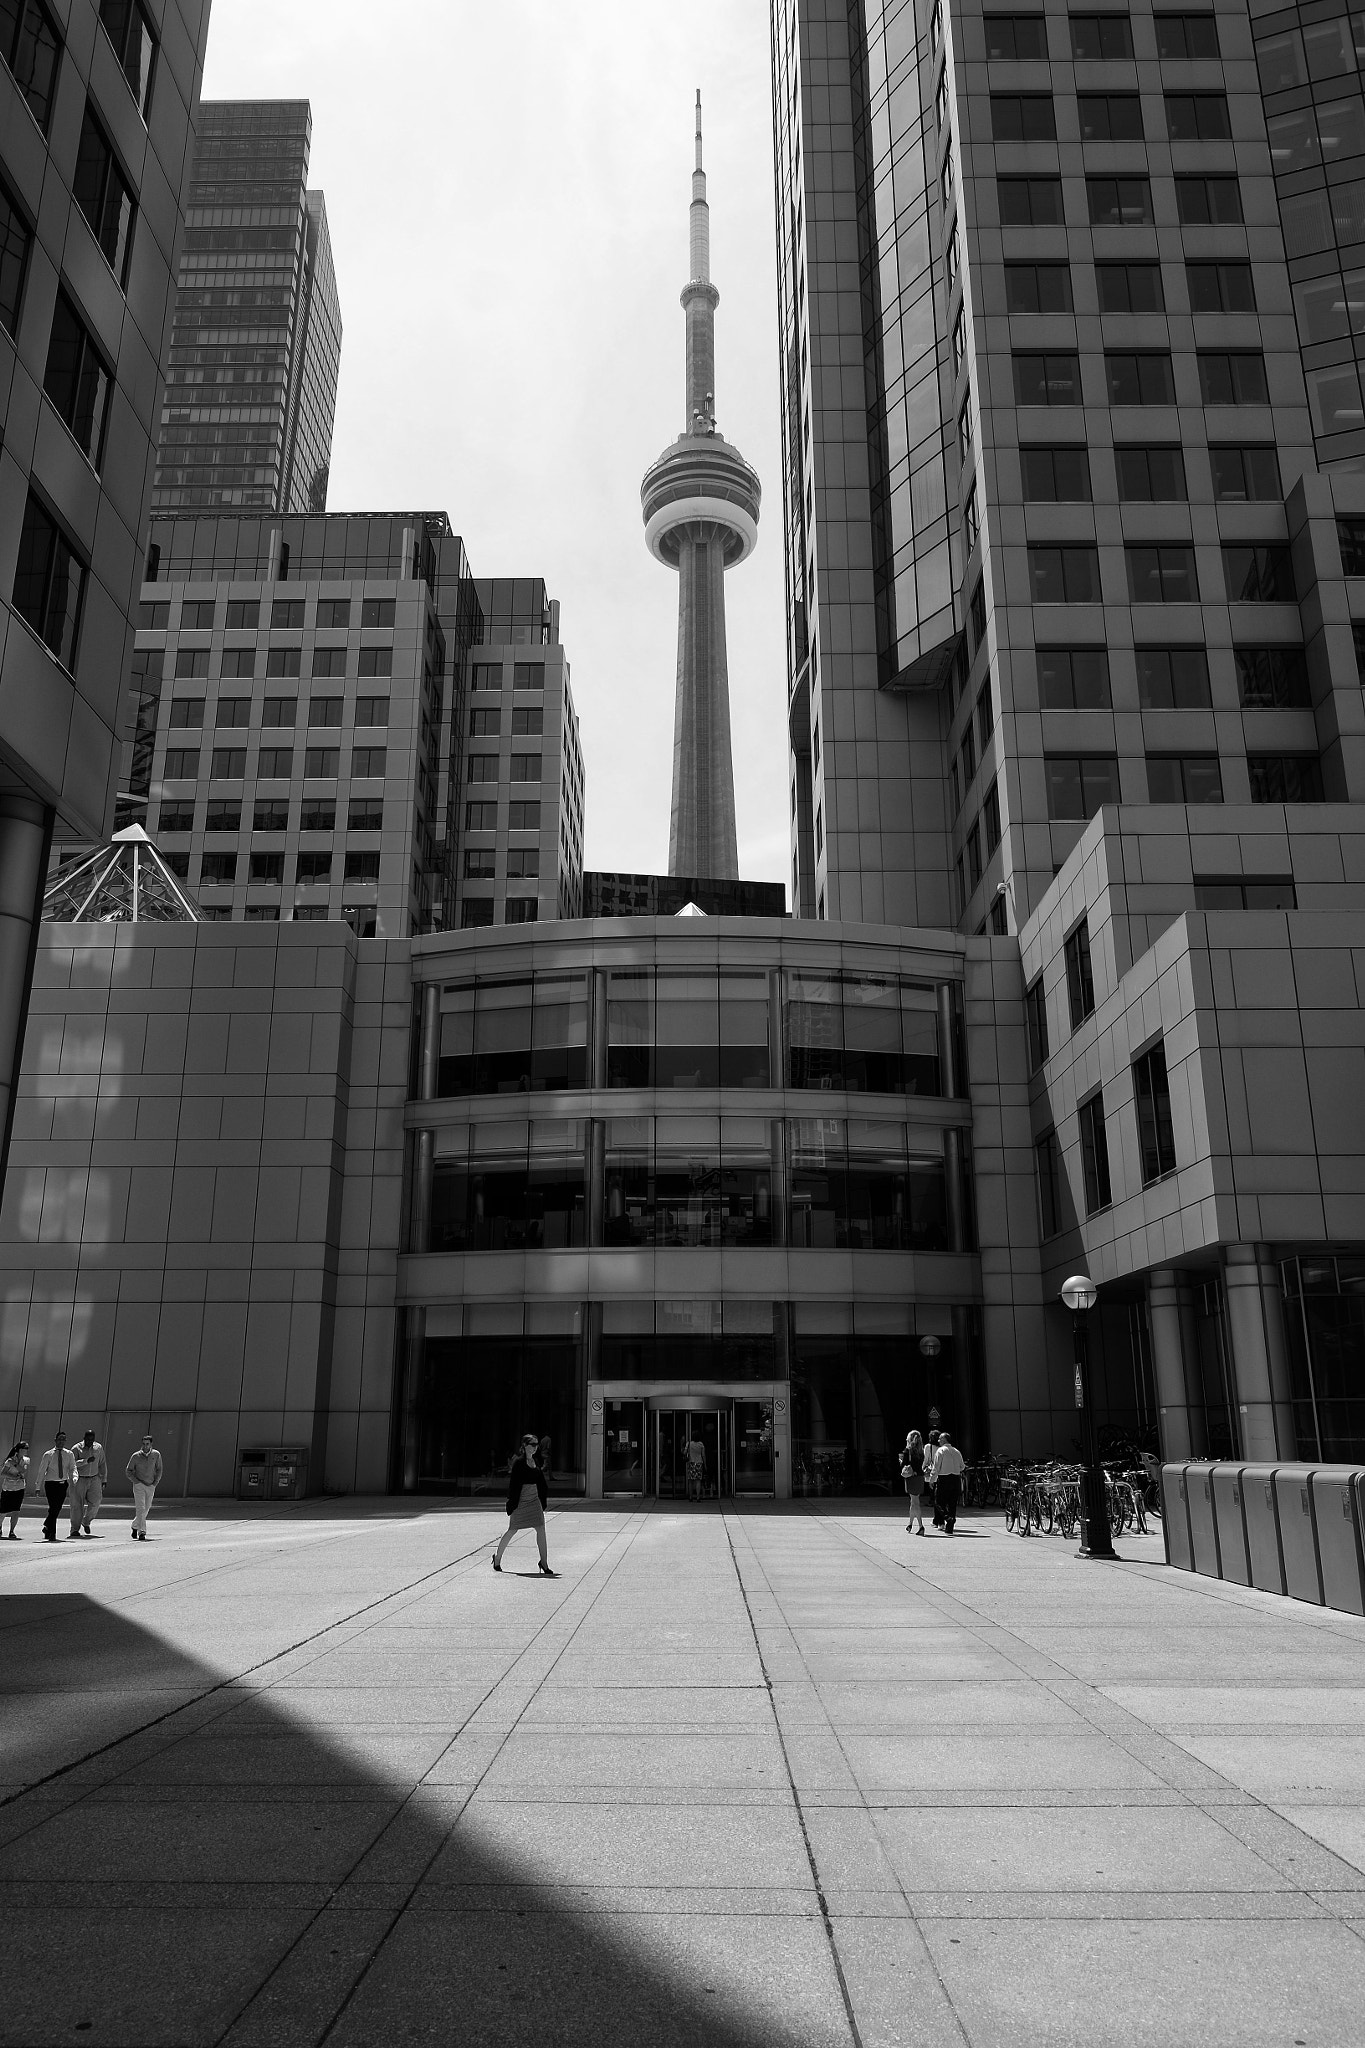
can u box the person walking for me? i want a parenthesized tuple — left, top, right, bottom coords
(900, 1430, 928, 1535)
(685, 1430, 707, 1502)
(69, 1428, 108, 1538)
(926, 1430, 944, 1527)
(934, 1431, 966, 1533)
(493, 1433, 555, 1577)
(38, 1432, 76, 1542)
(1, 1441, 30, 1539)
(126, 1434, 163, 1540)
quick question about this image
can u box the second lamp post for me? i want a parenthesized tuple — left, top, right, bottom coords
(1061, 1273, 1115, 1559)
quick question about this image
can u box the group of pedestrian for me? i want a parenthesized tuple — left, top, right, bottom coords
(0, 1430, 164, 1543)
(899, 1427, 966, 1535)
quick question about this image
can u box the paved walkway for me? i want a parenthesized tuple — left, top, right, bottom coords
(2, 1500, 1364, 2046)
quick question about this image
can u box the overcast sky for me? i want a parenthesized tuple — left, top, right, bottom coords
(200, 2, 789, 886)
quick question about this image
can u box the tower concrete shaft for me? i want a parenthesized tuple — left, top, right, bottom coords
(641, 94, 760, 883)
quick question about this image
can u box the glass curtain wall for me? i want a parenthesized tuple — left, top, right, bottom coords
(1281, 1253, 1365, 1457)
(789, 1305, 957, 1495)
(416, 1312, 585, 1492)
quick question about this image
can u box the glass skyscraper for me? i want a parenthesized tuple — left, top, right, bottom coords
(151, 101, 343, 516)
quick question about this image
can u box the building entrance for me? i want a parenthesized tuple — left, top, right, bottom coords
(651, 1409, 728, 1500)
(598, 1392, 778, 1498)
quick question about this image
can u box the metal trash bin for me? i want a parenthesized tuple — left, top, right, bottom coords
(1211, 1465, 1250, 1586)
(267, 1447, 309, 1501)
(1186, 1464, 1221, 1578)
(238, 1448, 268, 1501)
(1273, 1465, 1323, 1606)
(1310, 1468, 1365, 1617)
(1162, 1465, 1193, 1570)
(1241, 1466, 1285, 1596)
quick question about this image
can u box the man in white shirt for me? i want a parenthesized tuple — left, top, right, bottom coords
(69, 1428, 108, 1538)
(933, 1432, 966, 1533)
(126, 1436, 163, 1540)
(38, 1433, 77, 1542)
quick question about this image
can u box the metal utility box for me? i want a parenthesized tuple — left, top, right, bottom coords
(1241, 1466, 1285, 1596)
(1310, 1469, 1365, 1617)
(237, 1449, 268, 1501)
(1211, 1466, 1251, 1586)
(268, 1448, 309, 1501)
(1185, 1464, 1221, 1578)
(1273, 1466, 1323, 1605)
(1162, 1465, 1192, 1570)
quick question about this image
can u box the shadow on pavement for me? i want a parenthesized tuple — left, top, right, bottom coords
(0, 1592, 817, 2048)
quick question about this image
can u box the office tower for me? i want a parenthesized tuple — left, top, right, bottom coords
(582, 871, 786, 917)
(641, 95, 761, 879)
(456, 578, 586, 928)
(125, 513, 477, 935)
(151, 101, 342, 516)
(0, 0, 211, 1188)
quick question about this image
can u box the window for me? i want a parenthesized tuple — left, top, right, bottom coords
(1078, 93, 1144, 140)
(225, 599, 258, 629)
(256, 748, 293, 778)
(1036, 1128, 1064, 1237)
(361, 598, 395, 628)
(1021, 445, 1092, 500)
(162, 749, 198, 779)
(952, 304, 967, 374)
(958, 392, 974, 465)
(1147, 754, 1223, 802)
(470, 706, 500, 737)
(511, 754, 540, 782)
(1038, 646, 1110, 707)
(467, 755, 498, 784)
(271, 599, 304, 629)
(963, 481, 980, 551)
(254, 801, 289, 831)
(1166, 90, 1231, 141)
(513, 704, 544, 735)
(1025, 976, 1049, 1070)
(267, 648, 301, 678)
(998, 176, 1065, 225)
(0, 176, 32, 336)
(221, 647, 255, 679)
(358, 645, 392, 677)
(99, 0, 155, 116)
(1176, 175, 1242, 225)
(977, 678, 994, 748)
(351, 747, 386, 778)
(1126, 544, 1198, 602)
(305, 748, 340, 777)
(308, 696, 342, 730)
(174, 648, 208, 680)
(504, 900, 539, 925)
(3, 0, 60, 134)
(250, 853, 283, 884)
(992, 93, 1056, 141)
(1078, 1093, 1113, 1213)
(215, 696, 249, 728)
(1198, 351, 1268, 405)
(510, 800, 541, 830)
(1028, 545, 1102, 602)
(1053, 750, 1123, 823)
(513, 662, 546, 692)
(316, 598, 350, 629)
(942, 147, 956, 209)
(157, 804, 193, 834)
(1187, 261, 1255, 314)
(507, 848, 540, 880)
(42, 291, 111, 468)
(464, 848, 496, 879)
(986, 13, 1048, 58)
(211, 748, 246, 779)
(816, 802, 825, 856)
(931, 0, 942, 50)
(466, 800, 497, 831)
(1096, 261, 1164, 313)
(1115, 445, 1186, 501)
(1210, 446, 1280, 503)
(73, 103, 136, 285)
(1248, 754, 1325, 802)
(1012, 351, 1081, 404)
(1065, 919, 1095, 1027)
(1004, 261, 1072, 312)
(1104, 352, 1176, 407)
(946, 219, 961, 295)
(311, 646, 347, 679)
(355, 695, 388, 727)
(1133, 1040, 1176, 1184)
(983, 778, 1001, 853)
(1136, 647, 1211, 707)
(347, 800, 381, 830)
(1087, 176, 1153, 225)
(1194, 876, 1296, 910)
(138, 600, 169, 629)
(200, 852, 237, 885)
(261, 697, 295, 727)
(296, 851, 330, 883)
(185, 600, 216, 627)
(1070, 13, 1133, 59)
(11, 492, 85, 670)
(1047, 755, 1120, 820)
(168, 697, 202, 727)
(961, 719, 977, 785)
(206, 802, 241, 832)
(1339, 518, 1365, 574)
(1155, 12, 1218, 58)
(936, 66, 950, 130)
(1222, 544, 1295, 603)
(344, 851, 380, 881)
(971, 576, 987, 648)
(1234, 647, 1309, 709)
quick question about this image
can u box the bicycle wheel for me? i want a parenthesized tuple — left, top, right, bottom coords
(1040, 1491, 1055, 1533)
(1004, 1489, 1018, 1532)
(1132, 1495, 1148, 1535)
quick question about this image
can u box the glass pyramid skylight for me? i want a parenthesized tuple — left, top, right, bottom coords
(43, 826, 201, 924)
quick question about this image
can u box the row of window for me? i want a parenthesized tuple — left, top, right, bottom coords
(459, 900, 540, 928)
(1024, 542, 1297, 605)
(139, 597, 397, 631)
(997, 174, 1245, 230)
(1036, 1038, 1176, 1237)
(469, 706, 544, 736)
(465, 800, 540, 832)
(1015, 441, 1280, 503)
(155, 798, 383, 835)
(990, 89, 1232, 145)
(161, 746, 388, 782)
(464, 848, 540, 880)
(188, 850, 381, 888)
(466, 753, 544, 785)
(471, 662, 547, 691)
(1013, 346, 1268, 407)
(1004, 249, 1243, 318)
(166, 694, 389, 728)
(1037, 750, 1326, 823)
(1034, 643, 1311, 710)
(979, 11, 1219, 63)
(162, 645, 393, 681)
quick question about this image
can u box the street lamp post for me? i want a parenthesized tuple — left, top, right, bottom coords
(1061, 1274, 1115, 1560)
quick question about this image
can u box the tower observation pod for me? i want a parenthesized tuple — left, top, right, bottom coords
(641, 92, 760, 881)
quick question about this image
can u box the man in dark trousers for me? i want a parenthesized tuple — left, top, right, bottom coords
(493, 1433, 555, 1577)
(934, 1431, 966, 1534)
(38, 1432, 77, 1542)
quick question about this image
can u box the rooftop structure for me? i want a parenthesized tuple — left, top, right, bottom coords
(43, 825, 200, 923)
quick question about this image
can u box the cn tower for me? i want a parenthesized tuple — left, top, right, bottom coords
(641, 93, 760, 881)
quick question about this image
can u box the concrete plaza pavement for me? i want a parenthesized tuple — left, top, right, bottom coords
(2, 1499, 1365, 2046)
